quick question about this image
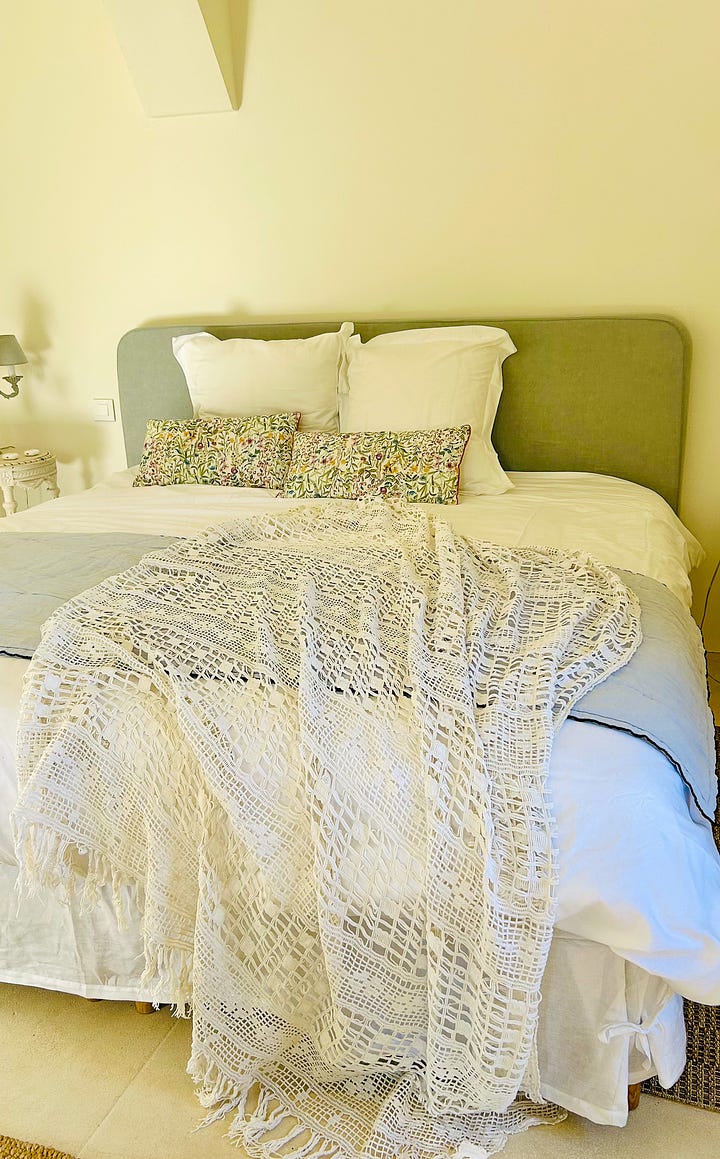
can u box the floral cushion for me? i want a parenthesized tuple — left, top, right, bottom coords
(282, 427, 471, 504)
(133, 414, 300, 489)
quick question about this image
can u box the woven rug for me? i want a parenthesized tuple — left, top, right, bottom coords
(0, 1139, 76, 1159)
(643, 725, 720, 1111)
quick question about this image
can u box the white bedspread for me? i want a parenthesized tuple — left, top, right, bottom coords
(1, 469, 719, 1010)
(0, 468, 701, 606)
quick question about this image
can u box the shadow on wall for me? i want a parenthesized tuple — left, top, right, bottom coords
(141, 306, 356, 330)
(143, 304, 252, 329)
(18, 291, 52, 396)
(229, 0, 249, 108)
(192, 0, 251, 111)
(15, 289, 77, 412)
(0, 293, 106, 491)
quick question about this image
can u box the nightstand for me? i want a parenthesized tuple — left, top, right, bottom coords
(0, 447, 59, 516)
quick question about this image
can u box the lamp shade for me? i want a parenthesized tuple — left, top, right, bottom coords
(0, 334, 27, 367)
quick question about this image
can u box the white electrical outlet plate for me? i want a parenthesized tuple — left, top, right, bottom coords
(92, 398, 116, 422)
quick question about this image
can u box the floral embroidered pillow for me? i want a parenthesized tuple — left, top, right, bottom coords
(282, 427, 471, 504)
(134, 414, 300, 489)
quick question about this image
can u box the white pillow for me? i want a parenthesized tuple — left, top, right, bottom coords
(173, 323, 354, 432)
(362, 324, 513, 348)
(340, 327, 516, 495)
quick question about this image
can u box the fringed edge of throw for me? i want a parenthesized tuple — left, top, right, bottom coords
(190, 1055, 346, 1159)
(188, 1053, 566, 1159)
(13, 822, 135, 928)
(13, 820, 194, 1012)
(140, 943, 194, 1014)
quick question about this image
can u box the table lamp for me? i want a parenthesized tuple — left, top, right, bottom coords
(0, 335, 28, 400)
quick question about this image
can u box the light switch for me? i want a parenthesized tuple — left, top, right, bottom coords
(92, 398, 116, 422)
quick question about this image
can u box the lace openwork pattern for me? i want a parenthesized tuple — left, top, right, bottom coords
(13, 502, 640, 1159)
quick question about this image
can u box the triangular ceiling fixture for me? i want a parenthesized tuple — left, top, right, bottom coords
(103, 0, 243, 117)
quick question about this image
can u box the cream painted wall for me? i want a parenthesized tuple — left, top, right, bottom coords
(1, 0, 719, 635)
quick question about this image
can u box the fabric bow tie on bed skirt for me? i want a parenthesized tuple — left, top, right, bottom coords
(12, 501, 640, 1159)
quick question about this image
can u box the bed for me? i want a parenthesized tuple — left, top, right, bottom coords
(1, 317, 719, 1155)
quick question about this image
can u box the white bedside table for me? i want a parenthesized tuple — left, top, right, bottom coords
(0, 447, 59, 516)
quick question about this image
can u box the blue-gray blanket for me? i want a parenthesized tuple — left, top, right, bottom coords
(0, 533, 174, 659)
(0, 533, 715, 822)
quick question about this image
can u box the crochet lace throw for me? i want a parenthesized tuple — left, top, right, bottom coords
(14, 503, 640, 1159)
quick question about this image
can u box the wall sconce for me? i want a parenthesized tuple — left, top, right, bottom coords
(0, 334, 28, 400)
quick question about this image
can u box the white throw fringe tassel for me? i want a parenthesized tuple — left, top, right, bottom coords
(13, 823, 135, 929)
(188, 1052, 564, 1159)
(14, 821, 193, 1010)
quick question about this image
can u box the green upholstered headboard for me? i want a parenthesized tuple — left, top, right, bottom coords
(117, 317, 689, 510)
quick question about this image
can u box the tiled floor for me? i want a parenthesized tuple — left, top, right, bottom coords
(1, 984, 720, 1159)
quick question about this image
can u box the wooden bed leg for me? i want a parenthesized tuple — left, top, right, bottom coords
(134, 1001, 156, 1014)
(628, 1083, 642, 1111)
